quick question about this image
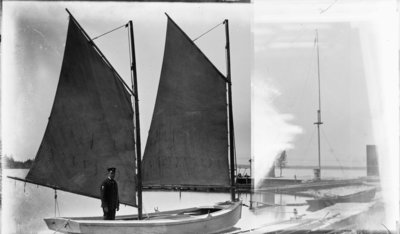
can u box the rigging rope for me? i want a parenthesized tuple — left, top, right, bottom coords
(321, 128, 345, 175)
(91, 23, 128, 41)
(193, 22, 224, 42)
(302, 126, 317, 161)
(292, 43, 317, 111)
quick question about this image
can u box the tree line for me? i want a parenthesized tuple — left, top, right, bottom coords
(3, 155, 33, 169)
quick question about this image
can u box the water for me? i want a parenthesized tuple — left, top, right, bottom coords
(1, 169, 382, 234)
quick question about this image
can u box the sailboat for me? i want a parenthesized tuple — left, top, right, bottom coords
(8, 10, 242, 234)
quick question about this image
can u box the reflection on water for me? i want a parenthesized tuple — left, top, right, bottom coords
(246, 192, 309, 222)
(2, 169, 387, 234)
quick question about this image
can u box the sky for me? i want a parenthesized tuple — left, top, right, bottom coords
(1, 2, 251, 164)
(256, 21, 374, 168)
(252, 0, 398, 227)
(253, 0, 398, 170)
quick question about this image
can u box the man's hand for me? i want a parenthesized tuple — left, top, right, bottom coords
(103, 207, 109, 212)
(116, 206, 119, 211)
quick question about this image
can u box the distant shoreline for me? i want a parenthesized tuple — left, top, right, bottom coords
(6, 165, 367, 170)
(237, 164, 366, 170)
(286, 165, 366, 170)
(3, 156, 33, 169)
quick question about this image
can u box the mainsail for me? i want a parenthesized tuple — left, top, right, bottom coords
(142, 16, 230, 188)
(25, 17, 137, 206)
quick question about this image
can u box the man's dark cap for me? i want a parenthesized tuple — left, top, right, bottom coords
(107, 167, 116, 173)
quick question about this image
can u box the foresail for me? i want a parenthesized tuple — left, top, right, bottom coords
(142, 17, 230, 188)
(26, 17, 137, 206)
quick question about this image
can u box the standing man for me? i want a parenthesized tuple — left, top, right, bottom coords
(100, 167, 120, 220)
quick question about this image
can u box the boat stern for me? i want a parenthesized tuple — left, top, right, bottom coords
(44, 217, 82, 233)
(211, 200, 242, 233)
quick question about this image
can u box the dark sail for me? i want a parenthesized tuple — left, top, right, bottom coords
(142, 17, 230, 188)
(26, 17, 137, 206)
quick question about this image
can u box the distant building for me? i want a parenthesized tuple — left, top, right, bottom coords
(366, 145, 379, 177)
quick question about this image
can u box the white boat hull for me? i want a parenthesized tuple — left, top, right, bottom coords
(44, 200, 242, 234)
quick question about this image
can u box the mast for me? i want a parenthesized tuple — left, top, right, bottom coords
(224, 19, 236, 201)
(314, 29, 323, 179)
(128, 20, 143, 220)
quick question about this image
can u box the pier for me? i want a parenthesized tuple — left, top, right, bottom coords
(227, 200, 382, 234)
(256, 178, 368, 194)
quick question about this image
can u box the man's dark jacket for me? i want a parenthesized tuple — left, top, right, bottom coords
(100, 178, 119, 210)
